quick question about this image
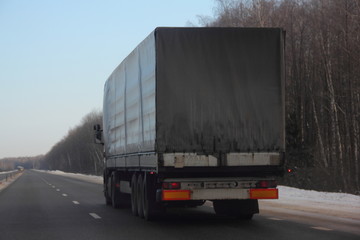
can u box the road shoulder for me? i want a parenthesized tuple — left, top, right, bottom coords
(0, 171, 24, 192)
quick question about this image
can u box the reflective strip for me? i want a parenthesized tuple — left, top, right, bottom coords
(226, 153, 280, 166)
(162, 190, 191, 201)
(163, 153, 218, 168)
(249, 189, 278, 199)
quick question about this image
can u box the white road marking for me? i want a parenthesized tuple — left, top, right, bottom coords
(52, 186, 55, 188)
(311, 226, 332, 231)
(38, 176, 51, 186)
(268, 217, 283, 221)
(89, 213, 101, 219)
(62, 194, 68, 197)
(72, 201, 80, 205)
(56, 189, 60, 191)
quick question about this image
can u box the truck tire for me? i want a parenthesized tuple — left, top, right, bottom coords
(137, 174, 144, 218)
(111, 172, 128, 209)
(213, 199, 258, 220)
(131, 174, 138, 216)
(142, 173, 164, 221)
(104, 172, 112, 206)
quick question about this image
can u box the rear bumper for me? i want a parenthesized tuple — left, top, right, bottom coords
(158, 188, 278, 201)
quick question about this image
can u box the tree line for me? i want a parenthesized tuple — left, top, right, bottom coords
(1, 111, 103, 175)
(205, 0, 359, 193)
(0, 156, 43, 171)
(41, 111, 103, 175)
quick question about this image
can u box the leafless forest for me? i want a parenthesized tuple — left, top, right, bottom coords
(2, 0, 358, 194)
(206, 0, 360, 193)
(40, 111, 104, 175)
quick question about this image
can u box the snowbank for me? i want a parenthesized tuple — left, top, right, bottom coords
(260, 185, 360, 221)
(0, 170, 18, 175)
(277, 185, 359, 209)
(35, 170, 102, 184)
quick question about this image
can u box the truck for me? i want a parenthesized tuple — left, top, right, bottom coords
(95, 27, 286, 221)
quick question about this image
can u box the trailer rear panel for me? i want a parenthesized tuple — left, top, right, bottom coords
(156, 28, 285, 154)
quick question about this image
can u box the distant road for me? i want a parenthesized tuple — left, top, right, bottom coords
(0, 170, 358, 240)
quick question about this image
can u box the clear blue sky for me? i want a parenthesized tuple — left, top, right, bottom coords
(0, 0, 216, 158)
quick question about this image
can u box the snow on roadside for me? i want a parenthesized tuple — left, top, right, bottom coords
(0, 170, 18, 175)
(35, 170, 102, 184)
(260, 185, 360, 221)
(277, 185, 360, 209)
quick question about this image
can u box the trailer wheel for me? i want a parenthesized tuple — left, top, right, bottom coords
(111, 172, 128, 209)
(104, 172, 112, 205)
(137, 174, 145, 218)
(213, 199, 258, 220)
(142, 173, 163, 221)
(131, 174, 138, 216)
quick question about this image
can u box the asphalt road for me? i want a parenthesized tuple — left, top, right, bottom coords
(0, 170, 358, 240)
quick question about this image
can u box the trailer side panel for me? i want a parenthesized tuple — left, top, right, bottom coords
(103, 32, 157, 164)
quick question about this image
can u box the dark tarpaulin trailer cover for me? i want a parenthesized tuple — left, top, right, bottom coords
(103, 27, 285, 158)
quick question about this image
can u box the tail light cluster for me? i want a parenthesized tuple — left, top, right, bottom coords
(255, 180, 277, 188)
(162, 182, 181, 189)
(162, 182, 191, 201)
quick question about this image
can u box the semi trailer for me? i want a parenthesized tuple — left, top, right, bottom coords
(95, 27, 286, 220)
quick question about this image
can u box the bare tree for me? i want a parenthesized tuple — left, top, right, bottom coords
(209, 0, 360, 193)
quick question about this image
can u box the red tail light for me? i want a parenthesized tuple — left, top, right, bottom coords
(256, 180, 277, 188)
(162, 182, 181, 189)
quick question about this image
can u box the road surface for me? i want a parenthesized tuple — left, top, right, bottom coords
(0, 170, 358, 240)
